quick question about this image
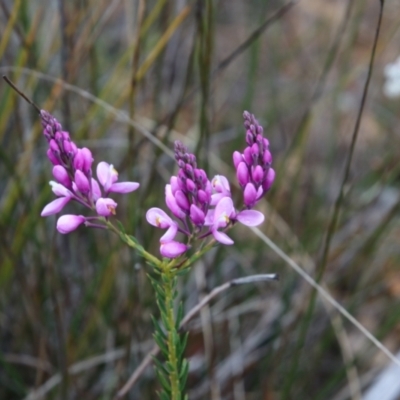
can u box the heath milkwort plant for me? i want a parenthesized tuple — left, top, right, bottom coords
(39, 110, 140, 233)
(4, 75, 276, 400)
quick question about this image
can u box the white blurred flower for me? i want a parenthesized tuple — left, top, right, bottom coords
(384, 56, 400, 98)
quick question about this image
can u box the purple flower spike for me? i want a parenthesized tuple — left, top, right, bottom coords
(96, 198, 117, 216)
(160, 241, 188, 258)
(57, 215, 85, 234)
(233, 111, 275, 208)
(40, 109, 140, 232)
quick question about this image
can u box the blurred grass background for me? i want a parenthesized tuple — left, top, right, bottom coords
(1, 0, 400, 399)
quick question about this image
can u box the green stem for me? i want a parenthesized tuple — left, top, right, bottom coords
(105, 220, 162, 267)
(162, 267, 181, 400)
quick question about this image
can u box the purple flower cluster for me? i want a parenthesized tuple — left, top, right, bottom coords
(146, 140, 266, 259)
(233, 111, 275, 208)
(40, 110, 139, 233)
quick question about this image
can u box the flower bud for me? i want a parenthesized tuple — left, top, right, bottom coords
(63, 140, 72, 153)
(243, 183, 257, 208)
(175, 190, 190, 211)
(73, 149, 84, 170)
(190, 204, 205, 226)
(251, 143, 259, 158)
(49, 139, 60, 153)
(165, 178, 177, 196)
(81, 147, 94, 172)
(186, 179, 196, 192)
(243, 147, 253, 165)
(263, 150, 272, 165)
(232, 151, 243, 169)
(61, 131, 70, 140)
(74, 170, 90, 193)
(47, 149, 60, 165)
(53, 165, 71, 187)
(262, 168, 275, 192)
(197, 189, 210, 204)
(236, 162, 249, 187)
(252, 165, 264, 184)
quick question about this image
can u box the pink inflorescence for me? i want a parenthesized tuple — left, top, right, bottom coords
(233, 111, 275, 208)
(146, 137, 266, 259)
(40, 110, 139, 233)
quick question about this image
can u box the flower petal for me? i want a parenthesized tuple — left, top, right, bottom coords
(146, 207, 173, 228)
(109, 182, 140, 193)
(212, 229, 234, 245)
(236, 210, 264, 226)
(236, 162, 250, 187)
(165, 184, 186, 219)
(91, 178, 101, 201)
(210, 192, 226, 206)
(96, 198, 117, 216)
(204, 209, 215, 226)
(214, 197, 234, 221)
(243, 183, 257, 208)
(160, 224, 178, 243)
(160, 241, 188, 258)
(52, 165, 71, 187)
(190, 204, 205, 226)
(57, 215, 85, 234)
(96, 161, 110, 186)
(41, 197, 71, 216)
(50, 181, 72, 198)
(75, 170, 90, 193)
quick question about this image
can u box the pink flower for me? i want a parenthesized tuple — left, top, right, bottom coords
(211, 175, 231, 206)
(206, 197, 264, 245)
(146, 208, 189, 258)
(96, 162, 139, 194)
(206, 197, 236, 245)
